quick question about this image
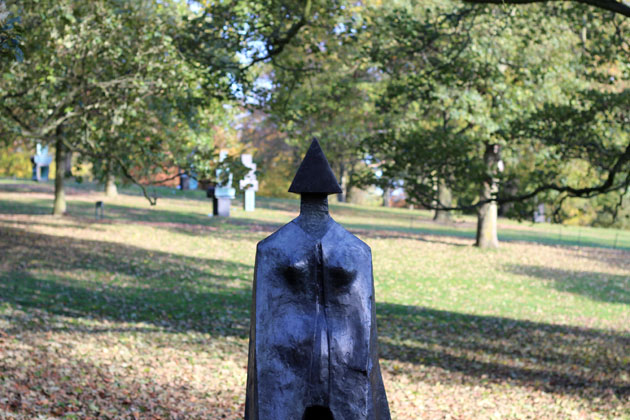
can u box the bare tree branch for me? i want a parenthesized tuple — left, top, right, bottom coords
(402, 141, 630, 212)
(240, 0, 312, 71)
(462, 0, 630, 18)
(114, 156, 159, 206)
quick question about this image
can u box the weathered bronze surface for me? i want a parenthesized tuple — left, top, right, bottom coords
(245, 139, 390, 420)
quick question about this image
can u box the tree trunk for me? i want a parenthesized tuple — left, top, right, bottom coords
(52, 135, 66, 216)
(105, 162, 118, 197)
(64, 151, 73, 178)
(345, 163, 356, 203)
(475, 143, 500, 249)
(382, 187, 391, 207)
(476, 194, 499, 248)
(336, 162, 346, 203)
(433, 179, 452, 223)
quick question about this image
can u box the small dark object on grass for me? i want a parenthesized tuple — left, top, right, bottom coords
(95, 201, 104, 219)
(206, 186, 218, 216)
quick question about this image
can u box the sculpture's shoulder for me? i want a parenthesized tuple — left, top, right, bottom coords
(256, 219, 303, 253)
(326, 220, 371, 255)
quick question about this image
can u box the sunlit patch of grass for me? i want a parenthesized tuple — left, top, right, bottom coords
(0, 180, 629, 419)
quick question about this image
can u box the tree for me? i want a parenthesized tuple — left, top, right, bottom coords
(354, 2, 582, 247)
(265, 4, 377, 203)
(358, 1, 629, 246)
(183, 0, 367, 201)
(2, 0, 348, 216)
(510, 89, 630, 217)
(178, 0, 343, 99)
(494, 5, 630, 222)
(1, 0, 222, 215)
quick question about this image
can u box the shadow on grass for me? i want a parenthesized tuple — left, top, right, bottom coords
(377, 303, 630, 401)
(224, 216, 471, 248)
(0, 198, 53, 215)
(0, 225, 252, 337)
(241, 214, 630, 251)
(214, 216, 470, 247)
(505, 264, 630, 305)
(0, 182, 54, 194)
(0, 197, 222, 227)
(500, 229, 630, 251)
(0, 272, 250, 337)
(0, 179, 210, 202)
(344, 221, 474, 240)
(1, 214, 630, 407)
(4, 181, 630, 251)
(581, 248, 630, 271)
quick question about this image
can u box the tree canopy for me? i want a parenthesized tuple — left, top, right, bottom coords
(256, 0, 629, 246)
(1, 0, 628, 240)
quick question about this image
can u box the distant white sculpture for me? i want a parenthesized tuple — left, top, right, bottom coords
(32, 143, 53, 182)
(239, 154, 258, 212)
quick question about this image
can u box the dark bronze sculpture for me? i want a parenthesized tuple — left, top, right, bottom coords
(245, 139, 391, 420)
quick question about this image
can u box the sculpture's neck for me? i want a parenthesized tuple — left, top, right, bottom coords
(297, 193, 330, 239)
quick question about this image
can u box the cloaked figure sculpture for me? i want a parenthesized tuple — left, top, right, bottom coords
(245, 139, 391, 420)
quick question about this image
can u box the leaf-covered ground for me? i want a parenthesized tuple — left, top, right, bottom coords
(1, 180, 629, 419)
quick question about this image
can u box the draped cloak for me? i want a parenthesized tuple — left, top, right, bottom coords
(245, 218, 390, 420)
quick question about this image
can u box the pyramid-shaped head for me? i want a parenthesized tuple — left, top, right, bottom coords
(288, 138, 342, 195)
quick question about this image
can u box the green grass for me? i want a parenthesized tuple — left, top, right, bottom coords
(1, 179, 629, 419)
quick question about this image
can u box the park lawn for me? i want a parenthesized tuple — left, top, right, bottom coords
(0, 179, 629, 419)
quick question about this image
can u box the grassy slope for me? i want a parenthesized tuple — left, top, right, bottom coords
(0, 179, 629, 419)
